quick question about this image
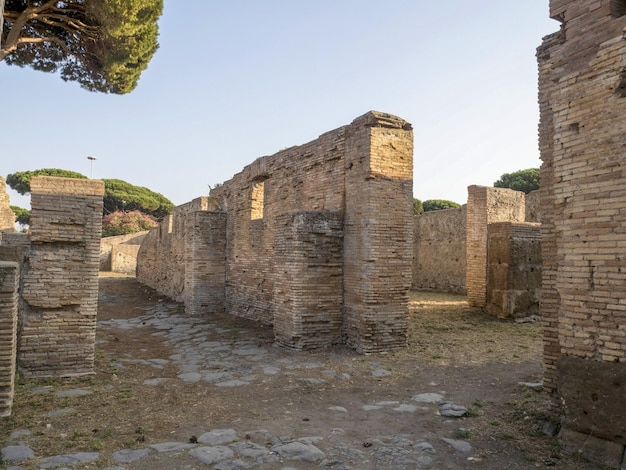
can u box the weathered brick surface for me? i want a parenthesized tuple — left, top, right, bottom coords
(486, 222, 541, 319)
(184, 211, 226, 316)
(137, 197, 213, 301)
(100, 231, 148, 271)
(138, 111, 414, 352)
(19, 176, 104, 377)
(539, 1, 626, 464)
(0, 177, 16, 232)
(466, 186, 526, 308)
(412, 206, 466, 294)
(0, 262, 19, 417)
(274, 211, 343, 349)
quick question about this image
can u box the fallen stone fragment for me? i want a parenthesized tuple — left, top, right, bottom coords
(272, 441, 325, 462)
(112, 448, 151, 463)
(149, 441, 197, 452)
(189, 446, 234, 465)
(55, 389, 93, 398)
(438, 402, 467, 417)
(38, 452, 100, 468)
(8, 429, 31, 440)
(1, 445, 35, 463)
(198, 429, 239, 445)
(519, 381, 543, 391)
(441, 438, 472, 453)
(411, 393, 444, 403)
(328, 406, 348, 413)
(230, 440, 271, 459)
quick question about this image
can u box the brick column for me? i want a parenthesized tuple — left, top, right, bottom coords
(343, 112, 414, 353)
(0, 261, 19, 417)
(184, 211, 227, 315)
(19, 176, 104, 377)
(273, 211, 343, 349)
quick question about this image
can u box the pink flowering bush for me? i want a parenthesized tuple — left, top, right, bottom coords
(102, 210, 158, 237)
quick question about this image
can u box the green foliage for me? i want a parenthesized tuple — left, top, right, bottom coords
(412, 198, 424, 215)
(10, 205, 30, 225)
(102, 178, 173, 220)
(493, 168, 540, 194)
(6, 169, 173, 220)
(102, 210, 157, 237)
(423, 199, 461, 212)
(1, 0, 163, 94)
(6, 169, 87, 195)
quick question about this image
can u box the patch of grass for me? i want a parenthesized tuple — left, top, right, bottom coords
(453, 428, 471, 439)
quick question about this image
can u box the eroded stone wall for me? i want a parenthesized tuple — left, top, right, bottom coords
(100, 231, 148, 271)
(486, 222, 541, 319)
(18, 176, 104, 377)
(138, 111, 414, 353)
(466, 186, 526, 308)
(0, 177, 16, 231)
(412, 206, 466, 294)
(137, 197, 212, 301)
(0, 262, 19, 417)
(539, 1, 626, 465)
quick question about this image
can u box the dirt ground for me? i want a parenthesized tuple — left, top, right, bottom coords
(1, 275, 601, 469)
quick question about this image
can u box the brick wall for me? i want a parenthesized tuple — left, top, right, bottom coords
(539, 1, 626, 465)
(18, 176, 104, 377)
(0, 262, 19, 417)
(412, 206, 466, 294)
(100, 231, 148, 271)
(466, 186, 526, 308)
(486, 222, 541, 319)
(138, 111, 414, 352)
(137, 197, 212, 301)
(0, 177, 16, 231)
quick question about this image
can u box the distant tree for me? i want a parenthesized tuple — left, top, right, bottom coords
(412, 198, 424, 215)
(1, 0, 163, 94)
(493, 168, 540, 194)
(10, 205, 30, 225)
(6, 169, 173, 222)
(7, 168, 87, 195)
(102, 178, 173, 220)
(423, 199, 461, 212)
(102, 210, 157, 237)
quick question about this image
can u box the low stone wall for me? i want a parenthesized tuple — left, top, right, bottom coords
(412, 206, 466, 294)
(0, 262, 19, 417)
(486, 222, 541, 319)
(100, 231, 148, 272)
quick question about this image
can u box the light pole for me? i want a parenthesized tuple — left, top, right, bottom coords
(87, 156, 97, 179)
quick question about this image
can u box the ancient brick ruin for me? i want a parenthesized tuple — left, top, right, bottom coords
(539, 0, 626, 465)
(137, 111, 414, 353)
(412, 187, 542, 319)
(0, 176, 104, 415)
(0, 177, 16, 231)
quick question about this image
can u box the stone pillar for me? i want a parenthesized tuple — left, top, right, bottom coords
(466, 186, 525, 308)
(273, 211, 343, 349)
(343, 112, 414, 353)
(184, 211, 227, 315)
(19, 176, 104, 377)
(486, 222, 541, 319)
(0, 261, 19, 417)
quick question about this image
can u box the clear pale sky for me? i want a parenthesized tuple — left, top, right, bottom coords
(1, 1, 559, 210)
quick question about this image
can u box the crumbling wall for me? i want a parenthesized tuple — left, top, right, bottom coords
(99, 231, 148, 271)
(18, 176, 104, 377)
(466, 186, 526, 308)
(0, 177, 16, 231)
(137, 197, 211, 301)
(539, 1, 626, 466)
(139, 111, 414, 353)
(486, 222, 541, 319)
(0, 262, 19, 417)
(412, 206, 466, 294)
(525, 190, 541, 223)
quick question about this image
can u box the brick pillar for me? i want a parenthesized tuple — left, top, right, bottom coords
(466, 186, 525, 308)
(0, 261, 19, 417)
(343, 111, 414, 353)
(273, 211, 343, 349)
(184, 211, 227, 315)
(19, 176, 104, 377)
(0, 176, 16, 231)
